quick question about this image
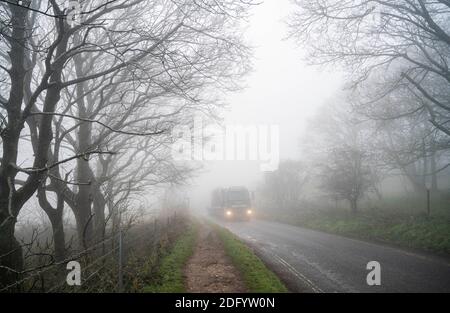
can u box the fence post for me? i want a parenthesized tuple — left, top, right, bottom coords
(118, 228, 123, 292)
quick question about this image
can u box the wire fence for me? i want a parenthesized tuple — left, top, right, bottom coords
(0, 213, 186, 293)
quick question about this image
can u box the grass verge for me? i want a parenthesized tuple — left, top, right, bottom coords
(143, 221, 198, 292)
(214, 225, 288, 293)
(262, 191, 450, 255)
(269, 211, 450, 255)
(304, 214, 450, 254)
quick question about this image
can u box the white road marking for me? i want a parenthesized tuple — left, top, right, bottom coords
(272, 253, 324, 293)
(231, 227, 324, 292)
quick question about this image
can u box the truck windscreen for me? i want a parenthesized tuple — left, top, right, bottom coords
(226, 190, 250, 203)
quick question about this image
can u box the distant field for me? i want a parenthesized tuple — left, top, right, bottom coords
(263, 192, 450, 255)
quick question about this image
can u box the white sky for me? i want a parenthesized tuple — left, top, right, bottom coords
(189, 0, 343, 210)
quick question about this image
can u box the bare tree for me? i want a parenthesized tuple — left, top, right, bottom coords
(354, 73, 450, 192)
(259, 160, 309, 212)
(0, 0, 255, 286)
(288, 0, 450, 138)
(319, 148, 374, 214)
(302, 96, 379, 214)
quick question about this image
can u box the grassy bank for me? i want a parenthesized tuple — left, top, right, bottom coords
(143, 221, 198, 292)
(304, 214, 449, 254)
(268, 210, 450, 255)
(214, 225, 288, 293)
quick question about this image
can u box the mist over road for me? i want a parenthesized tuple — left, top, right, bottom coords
(215, 220, 450, 293)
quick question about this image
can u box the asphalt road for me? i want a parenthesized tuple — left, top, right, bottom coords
(216, 219, 450, 293)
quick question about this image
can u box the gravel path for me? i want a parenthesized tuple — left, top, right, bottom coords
(184, 223, 247, 293)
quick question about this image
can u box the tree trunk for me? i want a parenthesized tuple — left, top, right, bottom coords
(72, 151, 97, 248)
(422, 140, 428, 187)
(53, 222, 66, 262)
(350, 198, 358, 215)
(93, 189, 106, 244)
(0, 6, 70, 285)
(0, 3, 28, 288)
(72, 76, 96, 249)
(403, 163, 427, 193)
(49, 212, 66, 263)
(72, 195, 94, 250)
(37, 184, 67, 262)
(0, 200, 23, 290)
(430, 147, 438, 192)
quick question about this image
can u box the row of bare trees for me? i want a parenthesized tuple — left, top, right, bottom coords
(260, 0, 449, 214)
(289, 0, 450, 138)
(0, 0, 255, 288)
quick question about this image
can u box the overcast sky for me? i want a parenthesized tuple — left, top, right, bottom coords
(188, 0, 343, 210)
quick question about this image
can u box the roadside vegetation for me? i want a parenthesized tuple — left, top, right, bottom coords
(144, 220, 288, 293)
(263, 193, 450, 255)
(214, 225, 288, 293)
(252, 0, 450, 260)
(143, 221, 198, 293)
(294, 213, 449, 255)
(0, 0, 255, 288)
(8, 214, 191, 292)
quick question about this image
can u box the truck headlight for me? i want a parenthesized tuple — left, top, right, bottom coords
(247, 209, 253, 215)
(226, 210, 233, 216)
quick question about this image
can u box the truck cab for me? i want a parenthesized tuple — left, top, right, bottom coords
(210, 186, 253, 221)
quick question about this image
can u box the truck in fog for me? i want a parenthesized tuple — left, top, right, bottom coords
(209, 186, 253, 221)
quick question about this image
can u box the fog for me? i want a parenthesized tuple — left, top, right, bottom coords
(1, 0, 449, 293)
(189, 0, 343, 212)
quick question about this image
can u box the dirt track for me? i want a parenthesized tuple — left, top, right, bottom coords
(184, 223, 247, 293)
